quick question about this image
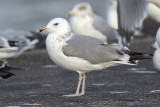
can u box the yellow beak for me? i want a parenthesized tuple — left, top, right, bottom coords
(37, 27, 47, 32)
(66, 11, 75, 17)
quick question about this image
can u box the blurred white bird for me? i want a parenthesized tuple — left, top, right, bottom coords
(153, 49, 160, 72)
(156, 28, 160, 48)
(67, 2, 118, 44)
(0, 30, 39, 59)
(105, 0, 118, 30)
(153, 28, 160, 71)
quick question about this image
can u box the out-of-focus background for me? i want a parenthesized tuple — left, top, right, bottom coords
(0, 0, 106, 30)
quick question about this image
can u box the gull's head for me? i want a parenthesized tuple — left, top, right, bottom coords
(67, 2, 93, 17)
(38, 18, 71, 34)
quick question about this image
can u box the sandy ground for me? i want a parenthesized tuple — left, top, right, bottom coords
(0, 18, 159, 106)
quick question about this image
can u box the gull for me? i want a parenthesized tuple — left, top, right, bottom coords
(38, 18, 152, 97)
(153, 28, 160, 71)
(0, 60, 15, 79)
(0, 36, 19, 52)
(0, 30, 39, 59)
(0, 30, 39, 49)
(67, 2, 118, 44)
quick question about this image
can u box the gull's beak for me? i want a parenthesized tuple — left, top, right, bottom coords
(66, 11, 75, 17)
(37, 27, 47, 32)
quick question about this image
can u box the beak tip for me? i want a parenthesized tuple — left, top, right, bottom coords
(37, 27, 46, 33)
(37, 29, 41, 33)
(66, 13, 70, 17)
(66, 11, 75, 17)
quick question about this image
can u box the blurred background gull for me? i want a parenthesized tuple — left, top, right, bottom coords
(0, 30, 38, 59)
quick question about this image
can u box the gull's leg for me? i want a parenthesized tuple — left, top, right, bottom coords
(75, 72, 82, 94)
(80, 73, 86, 96)
(63, 72, 82, 97)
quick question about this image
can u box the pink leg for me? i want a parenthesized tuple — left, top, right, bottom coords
(63, 72, 82, 97)
(80, 73, 86, 95)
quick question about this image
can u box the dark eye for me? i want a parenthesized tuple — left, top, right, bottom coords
(54, 23, 58, 26)
(79, 6, 86, 10)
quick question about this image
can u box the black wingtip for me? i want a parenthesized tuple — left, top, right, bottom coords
(127, 51, 153, 61)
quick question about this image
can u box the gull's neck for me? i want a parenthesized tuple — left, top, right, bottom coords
(56, 31, 71, 42)
(48, 31, 71, 43)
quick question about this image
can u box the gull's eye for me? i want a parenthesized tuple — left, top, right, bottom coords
(79, 6, 86, 10)
(54, 23, 59, 26)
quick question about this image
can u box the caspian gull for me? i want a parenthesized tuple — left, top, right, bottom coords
(38, 18, 152, 97)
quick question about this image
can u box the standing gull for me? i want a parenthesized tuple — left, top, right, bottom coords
(38, 18, 152, 97)
(67, 2, 118, 43)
